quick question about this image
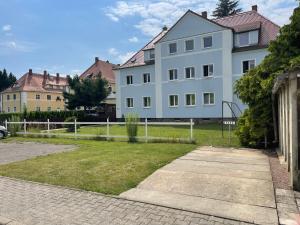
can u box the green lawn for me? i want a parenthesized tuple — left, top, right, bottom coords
(0, 138, 195, 195)
(47, 123, 240, 147)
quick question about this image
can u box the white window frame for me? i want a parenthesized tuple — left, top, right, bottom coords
(36, 94, 41, 100)
(13, 107, 16, 112)
(168, 69, 178, 81)
(169, 42, 177, 54)
(126, 97, 134, 108)
(241, 59, 256, 74)
(203, 64, 214, 77)
(36, 106, 41, 111)
(203, 92, 215, 105)
(47, 107, 51, 112)
(7, 107, 10, 112)
(185, 93, 196, 107)
(126, 75, 133, 85)
(168, 95, 179, 107)
(149, 49, 155, 59)
(13, 94, 16, 100)
(203, 36, 213, 49)
(143, 73, 151, 83)
(185, 39, 194, 52)
(238, 32, 250, 47)
(185, 67, 195, 79)
(47, 95, 51, 100)
(143, 96, 151, 108)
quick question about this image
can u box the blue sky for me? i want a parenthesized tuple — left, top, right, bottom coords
(0, 0, 298, 78)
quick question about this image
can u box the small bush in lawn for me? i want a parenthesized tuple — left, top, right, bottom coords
(9, 115, 21, 136)
(125, 113, 139, 143)
(64, 116, 80, 132)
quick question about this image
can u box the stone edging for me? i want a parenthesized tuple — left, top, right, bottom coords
(0, 216, 23, 225)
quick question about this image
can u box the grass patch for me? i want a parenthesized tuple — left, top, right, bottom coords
(0, 137, 195, 195)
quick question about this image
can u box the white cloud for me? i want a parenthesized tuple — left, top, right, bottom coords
(128, 36, 139, 43)
(0, 40, 36, 53)
(106, 0, 297, 36)
(2, 24, 11, 32)
(108, 47, 135, 63)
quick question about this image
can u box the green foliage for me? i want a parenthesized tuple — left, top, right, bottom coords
(64, 116, 80, 132)
(8, 115, 21, 137)
(212, 0, 242, 18)
(0, 69, 17, 92)
(125, 113, 139, 143)
(235, 6, 300, 147)
(63, 74, 109, 110)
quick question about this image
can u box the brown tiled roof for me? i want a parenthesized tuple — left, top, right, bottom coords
(80, 58, 116, 83)
(213, 10, 280, 47)
(2, 71, 68, 93)
(118, 9, 279, 69)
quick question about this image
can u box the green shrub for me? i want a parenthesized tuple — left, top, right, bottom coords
(9, 115, 21, 136)
(125, 113, 139, 142)
(64, 116, 80, 132)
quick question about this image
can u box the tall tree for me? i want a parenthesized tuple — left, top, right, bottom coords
(63, 74, 109, 111)
(212, 0, 242, 18)
(234, 6, 300, 147)
(0, 69, 17, 92)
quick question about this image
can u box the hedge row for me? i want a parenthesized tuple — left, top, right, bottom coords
(0, 111, 110, 123)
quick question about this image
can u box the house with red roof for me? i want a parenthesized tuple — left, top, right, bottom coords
(114, 5, 279, 119)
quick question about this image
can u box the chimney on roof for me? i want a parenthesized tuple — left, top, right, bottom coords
(201, 11, 207, 18)
(106, 60, 110, 64)
(162, 25, 168, 31)
(95, 57, 99, 63)
(56, 73, 60, 84)
(252, 5, 257, 11)
(29, 69, 32, 75)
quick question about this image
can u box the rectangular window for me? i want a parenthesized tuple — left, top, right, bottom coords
(169, 43, 177, 54)
(169, 95, 179, 107)
(143, 73, 151, 83)
(47, 107, 51, 112)
(36, 107, 41, 111)
(13, 94, 16, 100)
(185, 67, 195, 79)
(185, 94, 196, 106)
(7, 95, 10, 100)
(203, 64, 214, 77)
(185, 39, 194, 51)
(47, 95, 51, 100)
(7, 107, 10, 112)
(149, 50, 155, 59)
(36, 94, 40, 100)
(126, 75, 133, 85)
(203, 36, 212, 48)
(13, 107, 16, 112)
(242, 60, 255, 73)
(126, 98, 134, 108)
(169, 69, 178, 80)
(203, 93, 215, 105)
(143, 97, 151, 108)
(238, 32, 250, 46)
(57, 107, 61, 112)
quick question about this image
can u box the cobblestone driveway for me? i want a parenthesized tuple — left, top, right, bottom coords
(0, 142, 75, 165)
(0, 176, 253, 225)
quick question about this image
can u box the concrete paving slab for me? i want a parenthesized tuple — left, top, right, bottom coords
(120, 147, 278, 224)
(163, 159, 272, 180)
(120, 188, 278, 225)
(137, 169, 275, 207)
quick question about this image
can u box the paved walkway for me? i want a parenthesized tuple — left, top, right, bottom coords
(0, 176, 252, 225)
(0, 142, 75, 165)
(121, 146, 278, 225)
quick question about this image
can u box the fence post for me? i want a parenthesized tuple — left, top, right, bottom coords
(145, 118, 148, 143)
(5, 120, 7, 130)
(107, 117, 110, 140)
(74, 119, 77, 138)
(190, 119, 193, 141)
(47, 119, 50, 134)
(24, 119, 27, 134)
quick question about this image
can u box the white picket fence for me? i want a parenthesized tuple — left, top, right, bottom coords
(4, 118, 195, 142)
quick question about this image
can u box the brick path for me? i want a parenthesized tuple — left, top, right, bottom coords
(0, 176, 253, 225)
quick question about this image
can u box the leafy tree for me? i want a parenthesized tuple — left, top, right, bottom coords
(63, 73, 109, 111)
(0, 69, 17, 92)
(234, 6, 300, 147)
(212, 0, 242, 18)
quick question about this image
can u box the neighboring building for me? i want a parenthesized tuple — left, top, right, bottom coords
(114, 5, 280, 119)
(0, 69, 68, 113)
(272, 68, 300, 189)
(80, 57, 116, 105)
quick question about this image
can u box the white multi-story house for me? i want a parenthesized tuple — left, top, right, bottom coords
(114, 5, 279, 119)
